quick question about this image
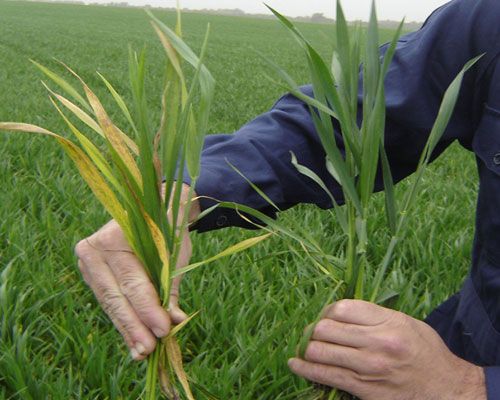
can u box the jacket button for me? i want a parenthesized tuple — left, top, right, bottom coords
(494, 153, 500, 165)
(216, 215, 228, 227)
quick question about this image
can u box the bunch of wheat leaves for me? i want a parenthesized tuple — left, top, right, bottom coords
(0, 9, 271, 400)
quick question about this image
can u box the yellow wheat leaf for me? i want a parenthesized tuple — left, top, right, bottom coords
(151, 22, 188, 103)
(96, 72, 138, 136)
(31, 59, 92, 113)
(42, 82, 104, 136)
(0, 122, 133, 242)
(141, 211, 170, 292)
(55, 60, 139, 156)
(48, 98, 125, 197)
(172, 233, 272, 278)
(167, 311, 200, 338)
(163, 336, 194, 400)
(83, 85, 143, 188)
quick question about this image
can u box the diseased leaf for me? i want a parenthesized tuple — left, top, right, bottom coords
(97, 72, 139, 137)
(31, 60, 92, 112)
(56, 60, 140, 155)
(0, 123, 133, 243)
(167, 311, 200, 338)
(42, 82, 103, 136)
(83, 84, 143, 187)
(140, 210, 170, 292)
(172, 233, 272, 277)
(163, 336, 195, 400)
(48, 98, 124, 197)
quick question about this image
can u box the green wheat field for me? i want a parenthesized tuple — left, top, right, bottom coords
(0, 1, 478, 398)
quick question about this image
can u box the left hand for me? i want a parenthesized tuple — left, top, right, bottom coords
(289, 300, 486, 400)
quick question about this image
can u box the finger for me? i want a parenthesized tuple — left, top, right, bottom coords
(311, 318, 371, 348)
(79, 258, 158, 360)
(304, 341, 370, 373)
(288, 358, 361, 394)
(176, 230, 192, 265)
(168, 230, 191, 325)
(323, 299, 392, 326)
(105, 251, 171, 338)
(169, 276, 188, 325)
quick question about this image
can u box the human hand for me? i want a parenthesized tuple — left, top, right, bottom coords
(75, 184, 200, 361)
(289, 300, 486, 400)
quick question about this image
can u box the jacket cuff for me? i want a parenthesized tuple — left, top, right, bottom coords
(485, 367, 500, 399)
(182, 168, 272, 233)
(182, 169, 228, 232)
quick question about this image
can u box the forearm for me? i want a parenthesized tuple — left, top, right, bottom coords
(185, 86, 346, 232)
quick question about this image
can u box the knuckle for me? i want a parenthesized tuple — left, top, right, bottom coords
(119, 274, 144, 295)
(314, 319, 332, 337)
(141, 337, 158, 354)
(99, 286, 124, 315)
(96, 225, 121, 248)
(344, 322, 362, 335)
(121, 316, 137, 334)
(317, 367, 333, 383)
(75, 239, 91, 259)
(305, 341, 323, 361)
(77, 259, 87, 274)
(118, 279, 163, 324)
(342, 372, 364, 392)
(77, 261, 91, 285)
(115, 257, 143, 277)
(368, 356, 391, 375)
(330, 299, 355, 319)
(139, 304, 165, 325)
(119, 276, 158, 310)
(353, 370, 379, 384)
(380, 333, 406, 355)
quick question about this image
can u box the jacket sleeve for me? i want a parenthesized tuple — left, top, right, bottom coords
(186, 0, 495, 233)
(485, 367, 500, 399)
(184, 86, 344, 232)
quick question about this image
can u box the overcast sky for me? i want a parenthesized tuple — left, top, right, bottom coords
(95, 0, 451, 22)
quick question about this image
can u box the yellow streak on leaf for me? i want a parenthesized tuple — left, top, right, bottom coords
(56, 60, 139, 155)
(83, 85, 142, 187)
(48, 98, 124, 197)
(172, 233, 272, 277)
(30, 60, 92, 112)
(163, 336, 194, 400)
(42, 82, 103, 135)
(151, 22, 188, 103)
(167, 311, 199, 338)
(0, 123, 132, 241)
(96, 72, 138, 136)
(141, 211, 170, 292)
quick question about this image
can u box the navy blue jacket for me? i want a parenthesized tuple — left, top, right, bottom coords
(186, 0, 500, 396)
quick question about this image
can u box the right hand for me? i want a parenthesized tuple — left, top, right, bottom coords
(75, 185, 200, 360)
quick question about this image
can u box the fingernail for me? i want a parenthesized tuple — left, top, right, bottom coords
(152, 327, 168, 338)
(135, 342, 147, 355)
(288, 358, 297, 369)
(130, 347, 140, 360)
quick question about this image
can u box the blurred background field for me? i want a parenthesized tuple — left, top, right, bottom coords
(0, 1, 478, 398)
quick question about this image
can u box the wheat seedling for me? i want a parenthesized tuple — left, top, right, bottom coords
(259, 1, 480, 398)
(0, 9, 271, 400)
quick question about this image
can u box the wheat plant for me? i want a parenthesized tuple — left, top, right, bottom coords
(0, 9, 270, 400)
(258, 1, 480, 398)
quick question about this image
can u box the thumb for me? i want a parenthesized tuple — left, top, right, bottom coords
(169, 276, 188, 324)
(168, 230, 191, 325)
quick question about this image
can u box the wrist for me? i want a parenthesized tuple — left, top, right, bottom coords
(186, 188, 201, 222)
(161, 182, 201, 224)
(456, 363, 486, 400)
